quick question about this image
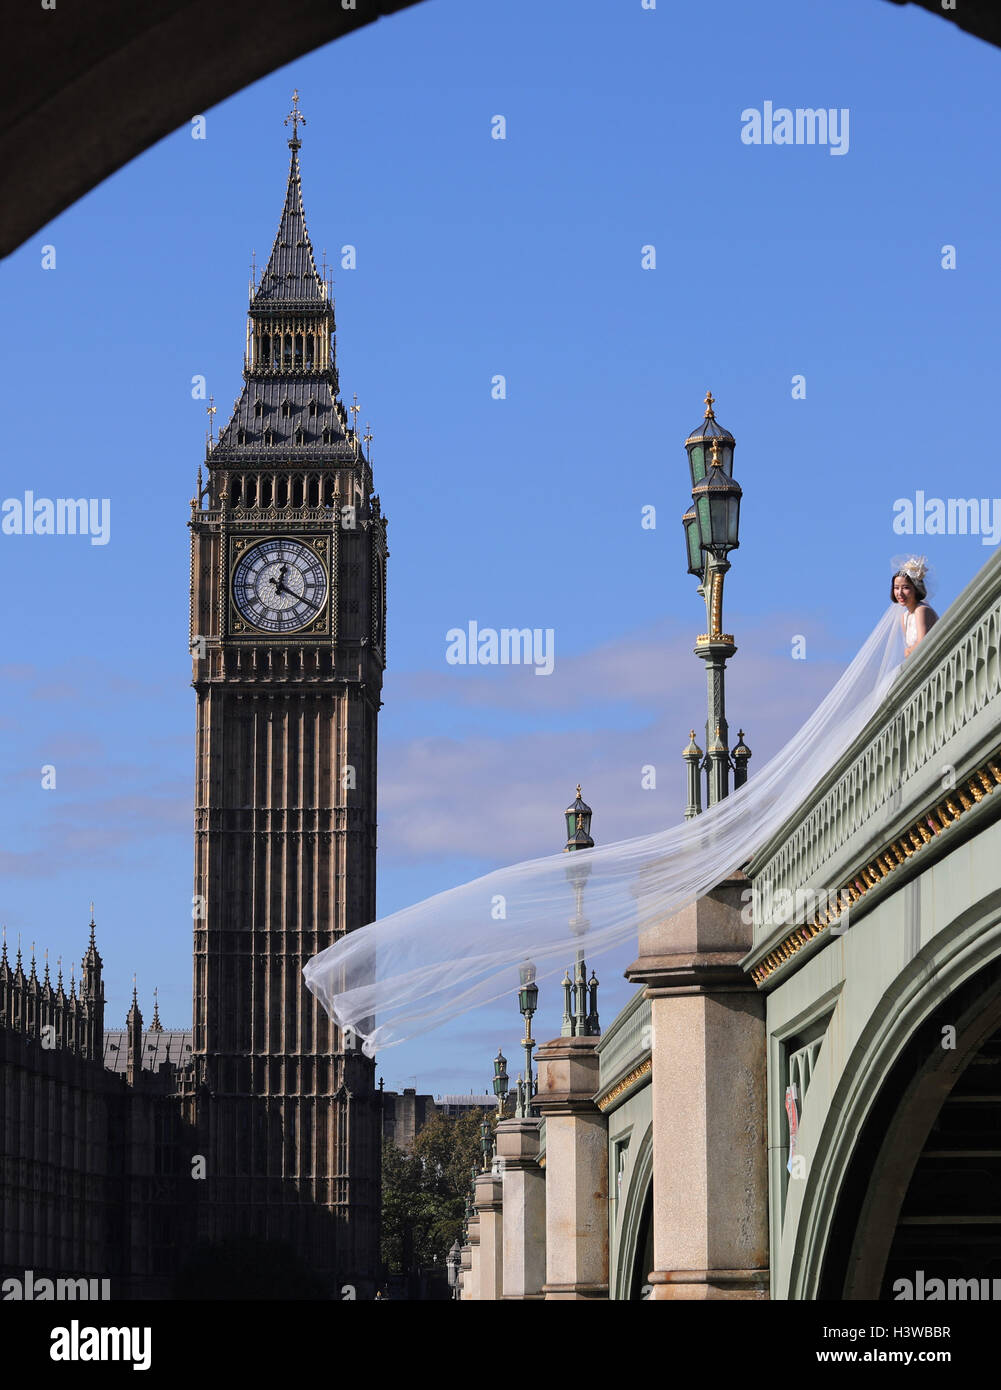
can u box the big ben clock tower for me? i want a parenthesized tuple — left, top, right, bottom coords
(188, 94, 386, 1291)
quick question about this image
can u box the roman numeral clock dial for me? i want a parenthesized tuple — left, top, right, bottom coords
(232, 538, 327, 633)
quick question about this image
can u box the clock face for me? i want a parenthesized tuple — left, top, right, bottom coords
(232, 539, 327, 633)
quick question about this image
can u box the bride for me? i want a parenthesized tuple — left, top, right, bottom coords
(892, 557, 938, 657)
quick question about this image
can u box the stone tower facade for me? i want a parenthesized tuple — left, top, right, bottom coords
(186, 104, 386, 1290)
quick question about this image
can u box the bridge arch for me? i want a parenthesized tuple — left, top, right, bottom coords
(613, 1121, 654, 1301)
(788, 893, 1001, 1298)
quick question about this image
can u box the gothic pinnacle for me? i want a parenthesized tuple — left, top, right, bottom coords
(284, 88, 306, 150)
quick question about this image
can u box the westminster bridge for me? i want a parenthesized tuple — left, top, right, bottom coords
(744, 547, 1001, 1299)
(461, 547, 1001, 1300)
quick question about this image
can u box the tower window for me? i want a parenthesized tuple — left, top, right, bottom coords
(254, 400, 264, 417)
(264, 430, 275, 446)
(308, 399, 317, 416)
(294, 428, 305, 445)
(322, 428, 332, 445)
(237, 429, 247, 445)
(281, 400, 291, 418)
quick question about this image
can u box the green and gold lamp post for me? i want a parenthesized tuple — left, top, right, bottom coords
(515, 961, 539, 1118)
(492, 1048, 509, 1117)
(681, 392, 750, 816)
(561, 786, 600, 1037)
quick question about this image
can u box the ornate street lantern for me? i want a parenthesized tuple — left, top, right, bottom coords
(447, 1239, 462, 1297)
(684, 388, 735, 489)
(691, 437, 742, 559)
(492, 1048, 509, 1116)
(682, 504, 703, 577)
(564, 784, 593, 851)
(518, 960, 538, 1019)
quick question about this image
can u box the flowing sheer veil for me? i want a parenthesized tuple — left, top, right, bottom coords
(304, 605, 905, 1054)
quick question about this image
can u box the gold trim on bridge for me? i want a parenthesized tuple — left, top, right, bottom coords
(749, 752, 1001, 987)
(596, 1057, 653, 1112)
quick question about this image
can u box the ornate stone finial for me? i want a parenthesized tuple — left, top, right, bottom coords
(363, 422, 373, 460)
(206, 395, 217, 448)
(151, 987, 162, 1031)
(576, 783, 582, 798)
(349, 393, 360, 439)
(285, 89, 306, 149)
(710, 437, 720, 468)
(704, 389, 716, 419)
(56, 955, 64, 991)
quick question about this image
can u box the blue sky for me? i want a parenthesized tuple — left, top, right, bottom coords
(1, 0, 999, 1094)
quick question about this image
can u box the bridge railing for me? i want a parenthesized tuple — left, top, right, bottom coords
(744, 550, 1001, 986)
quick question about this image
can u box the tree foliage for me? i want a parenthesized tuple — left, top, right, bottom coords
(381, 1108, 491, 1274)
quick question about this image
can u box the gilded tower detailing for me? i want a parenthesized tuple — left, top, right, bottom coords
(187, 103, 387, 1289)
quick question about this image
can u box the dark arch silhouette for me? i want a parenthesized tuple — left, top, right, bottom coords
(4, 2, 1000, 259)
(1, 0, 426, 257)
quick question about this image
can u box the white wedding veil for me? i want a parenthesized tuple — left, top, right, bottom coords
(304, 604, 905, 1054)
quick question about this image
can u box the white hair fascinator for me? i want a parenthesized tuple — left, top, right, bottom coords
(891, 554, 935, 599)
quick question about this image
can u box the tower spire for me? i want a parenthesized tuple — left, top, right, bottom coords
(284, 88, 306, 150)
(251, 96, 324, 310)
